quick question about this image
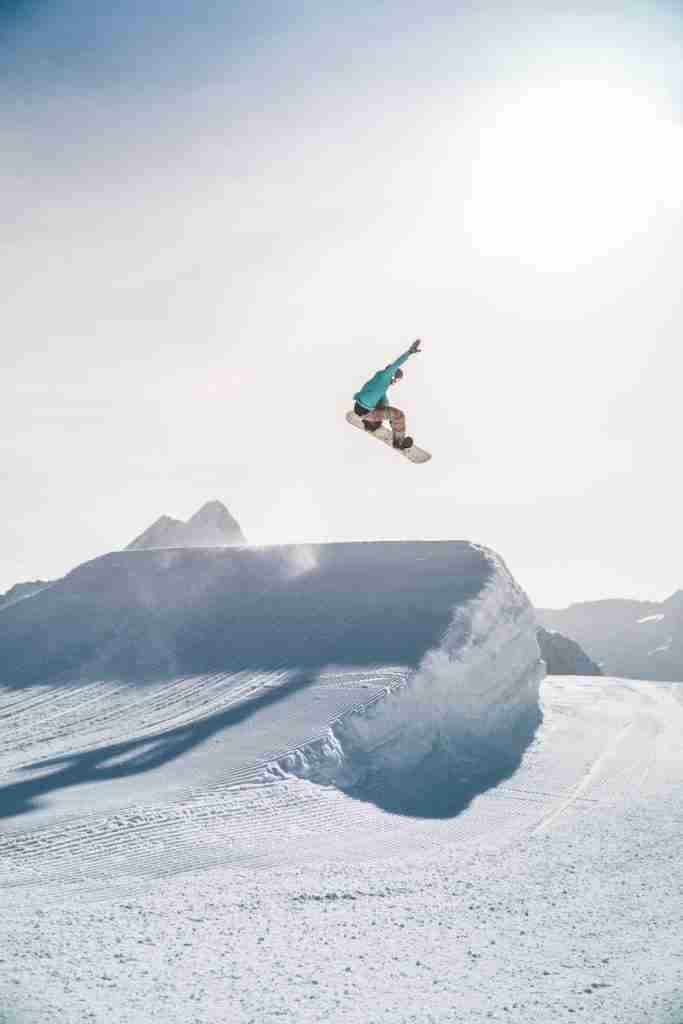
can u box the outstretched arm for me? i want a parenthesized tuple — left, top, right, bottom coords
(384, 339, 422, 376)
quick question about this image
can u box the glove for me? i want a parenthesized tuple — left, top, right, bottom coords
(409, 339, 422, 354)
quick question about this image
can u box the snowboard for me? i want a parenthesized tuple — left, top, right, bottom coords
(346, 411, 431, 464)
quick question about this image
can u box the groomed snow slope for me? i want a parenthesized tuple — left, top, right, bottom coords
(3, 677, 682, 1024)
(1, 544, 682, 1023)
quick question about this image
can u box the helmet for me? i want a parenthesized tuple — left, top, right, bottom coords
(392, 368, 404, 381)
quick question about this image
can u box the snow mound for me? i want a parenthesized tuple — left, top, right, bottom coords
(266, 545, 544, 814)
(0, 541, 543, 818)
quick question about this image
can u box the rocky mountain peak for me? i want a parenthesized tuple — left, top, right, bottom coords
(126, 501, 246, 550)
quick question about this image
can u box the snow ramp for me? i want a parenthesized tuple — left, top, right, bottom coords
(0, 541, 543, 824)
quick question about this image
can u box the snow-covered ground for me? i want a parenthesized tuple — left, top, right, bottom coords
(1, 543, 681, 1023)
(2, 676, 681, 1023)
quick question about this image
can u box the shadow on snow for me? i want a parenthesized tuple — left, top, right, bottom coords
(0, 670, 314, 821)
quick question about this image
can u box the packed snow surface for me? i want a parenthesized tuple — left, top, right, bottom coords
(1, 542, 681, 1022)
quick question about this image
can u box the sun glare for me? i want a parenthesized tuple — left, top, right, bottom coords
(462, 76, 683, 271)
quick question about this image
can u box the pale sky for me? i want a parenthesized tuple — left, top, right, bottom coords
(2, 1, 683, 607)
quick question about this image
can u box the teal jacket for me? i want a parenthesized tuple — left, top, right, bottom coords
(353, 348, 413, 410)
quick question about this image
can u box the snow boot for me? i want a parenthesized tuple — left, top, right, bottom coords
(364, 420, 381, 432)
(393, 435, 413, 450)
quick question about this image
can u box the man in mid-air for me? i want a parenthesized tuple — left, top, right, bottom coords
(353, 339, 422, 450)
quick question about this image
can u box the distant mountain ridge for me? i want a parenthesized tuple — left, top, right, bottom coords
(537, 590, 683, 681)
(0, 580, 50, 611)
(126, 500, 246, 550)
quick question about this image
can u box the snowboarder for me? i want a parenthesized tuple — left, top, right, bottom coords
(352, 339, 422, 450)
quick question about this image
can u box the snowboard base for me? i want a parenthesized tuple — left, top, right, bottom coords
(346, 411, 431, 464)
